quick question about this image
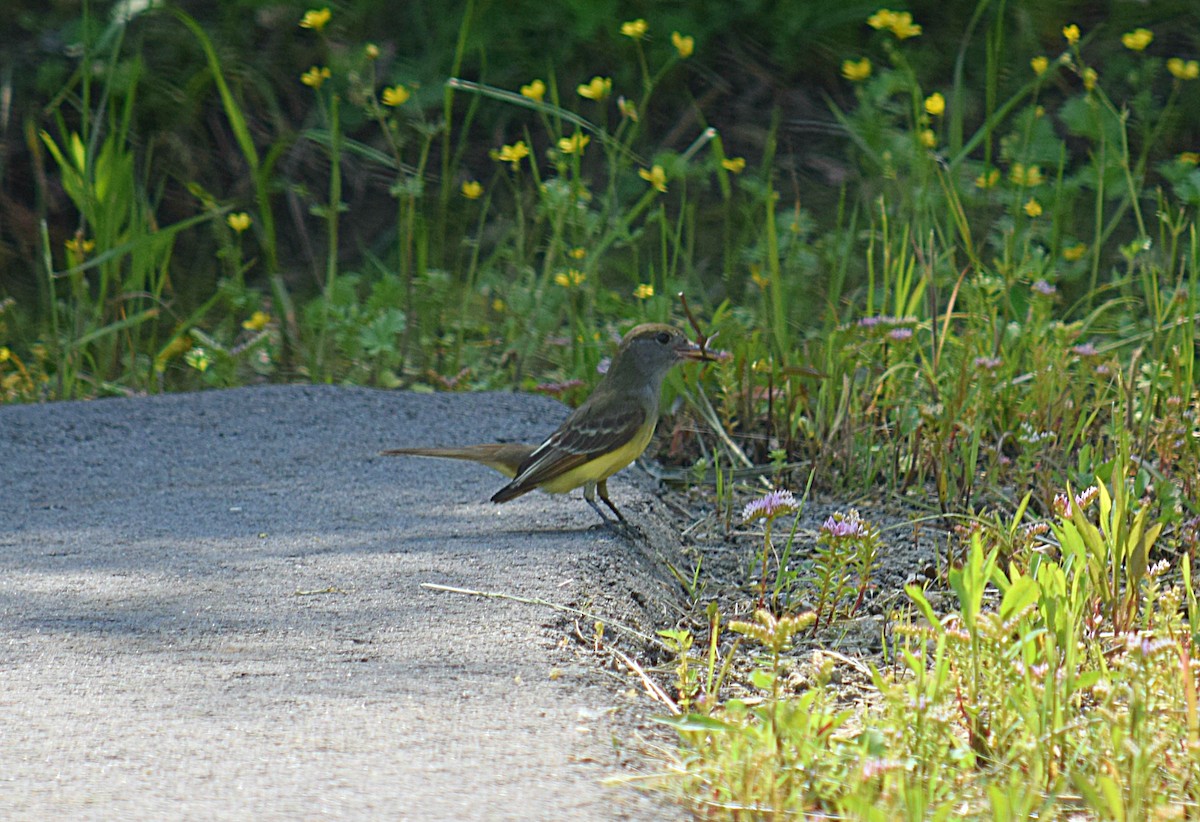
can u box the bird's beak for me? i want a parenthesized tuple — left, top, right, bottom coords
(676, 335, 729, 363)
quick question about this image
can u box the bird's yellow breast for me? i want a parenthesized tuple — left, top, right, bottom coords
(537, 419, 657, 494)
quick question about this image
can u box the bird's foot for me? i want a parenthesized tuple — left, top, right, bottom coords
(585, 498, 643, 539)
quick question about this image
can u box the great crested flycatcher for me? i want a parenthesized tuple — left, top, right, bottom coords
(382, 323, 715, 522)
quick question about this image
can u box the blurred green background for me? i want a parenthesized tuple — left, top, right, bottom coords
(4, 0, 1196, 313)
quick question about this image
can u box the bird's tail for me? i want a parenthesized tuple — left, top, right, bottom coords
(380, 444, 534, 479)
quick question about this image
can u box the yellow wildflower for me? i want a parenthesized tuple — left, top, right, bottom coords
(64, 235, 95, 259)
(242, 311, 271, 331)
(924, 92, 945, 117)
(569, 247, 587, 259)
(633, 283, 655, 300)
(1063, 24, 1080, 45)
(554, 269, 586, 288)
(577, 76, 612, 101)
(301, 66, 331, 89)
(889, 12, 922, 39)
(750, 266, 769, 289)
(1035, 105, 1045, 118)
(1083, 67, 1098, 91)
(461, 180, 483, 200)
(620, 19, 648, 40)
(1121, 28, 1152, 52)
(185, 347, 211, 373)
(1179, 152, 1200, 165)
(521, 79, 547, 102)
(892, 13, 916, 39)
(1063, 243, 1088, 261)
(299, 8, 331, 32)
(1031, 56, 1049, 76)
(841, 57, 872, 82)
(617, 96, 639, 121)
(1009, 163, 1044, 187)
(1168, 58, 1200, 80)
(639, 165, 667, 193)
(671, 32, 695, 58)
(1024, 198, 1043, 218)
(492, 141, 530, 170)
(557, 132, 590, 155)
(975, 168, 1000, 189)
(919, 129, 936, 148)
(867, 9, 921, 39)
(382, 85, 410, 106)
(867, 9, 896, 30)
(722, 157, 746, 174)
(365, 43, 380, 60)
(226, 212, 252, 233)
(0, 346, 9, 363)
(492, 298, 505, 312)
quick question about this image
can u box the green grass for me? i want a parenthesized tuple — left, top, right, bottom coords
(652, 456, 1199, 818)
(3, 2, 1200, 817)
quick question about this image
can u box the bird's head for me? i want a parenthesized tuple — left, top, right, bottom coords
(607, 323, 717, 383)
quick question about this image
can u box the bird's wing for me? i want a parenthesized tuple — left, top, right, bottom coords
(490, 399, 648, 501)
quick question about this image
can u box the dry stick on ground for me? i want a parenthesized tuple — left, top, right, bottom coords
(571, 621, 682, 716)
(419, 583, 667, 651)
(428, 583, 682, 716)
(607, 643, 682, 716)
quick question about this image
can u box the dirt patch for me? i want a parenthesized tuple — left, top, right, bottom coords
(562, 476, 960, 717)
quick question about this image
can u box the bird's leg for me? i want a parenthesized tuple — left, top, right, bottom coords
(585, 497, 614, 525)
(582, 482, 617, 526)
(581, 481, 640, 538)
(596, 479, 627, 522)
(596, 480, 644, 539)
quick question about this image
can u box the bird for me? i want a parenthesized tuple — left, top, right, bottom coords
(382, 323, 716, 523)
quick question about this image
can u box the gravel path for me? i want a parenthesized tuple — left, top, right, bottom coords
(1, 386, 686, 820)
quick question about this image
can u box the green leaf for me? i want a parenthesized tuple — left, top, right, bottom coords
(653, 714, 736, 733)
(1169, 169, 1200, 206)
(1098, 774, 1125, 822)
(749, 669, 775, 691)
(999, 575, 1039, 621)
(358, 311, 406, 357)
(905, 583, 942, 634)
(1070, 773, 1110, 820)
(72, 308, 159, 349)
(1126, 508, 1149, 584)
(1058, 95, 1122, 147)
(175, 10, 259, 171)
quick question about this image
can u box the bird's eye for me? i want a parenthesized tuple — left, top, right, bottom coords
(655, 331, 671, 345)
